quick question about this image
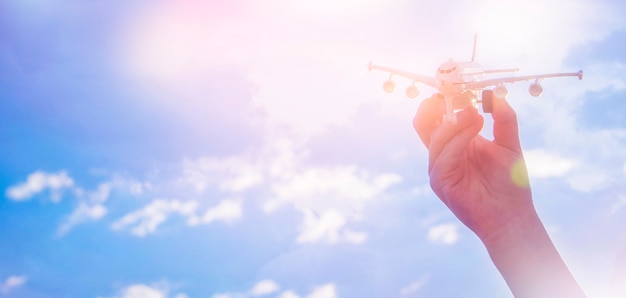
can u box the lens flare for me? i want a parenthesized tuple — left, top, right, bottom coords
(510, 158, 530, 188)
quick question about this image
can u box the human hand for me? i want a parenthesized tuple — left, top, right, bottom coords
(414, 95, 587, 297)
(413, 94, 534, 243)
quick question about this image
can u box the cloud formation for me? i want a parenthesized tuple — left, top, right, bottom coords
(66, 183, 114, 234)
(277, 291, 300, 298)
(191, 199, 243, 226)
(3, 171, 160, 235)
(180, 157, 263, 194)
(0, 275, 26, 294)
(111, 199, 199, 237)
(181, 138, 401, 244)
(305, 284, 337, 298)
(5, 171, 74, 202)
(111, 283, 188, 298)
(112, 198, 243, 236)
(264, 164, 403, 215)
(524, 149, 578, 178)
(249, 279, 280, 296)
(427, 223, 459, 245)
(119, 284, 164, 298)
(212, 280, 336, 298)
(4, 137, 401, 240)
(296, 209, 367, 245)
(57, 203, 107, 236)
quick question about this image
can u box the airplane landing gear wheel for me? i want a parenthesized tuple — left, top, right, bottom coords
(482, 89, 494, 113)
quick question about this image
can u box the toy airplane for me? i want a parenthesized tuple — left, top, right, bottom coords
(368, 35, 583, 124)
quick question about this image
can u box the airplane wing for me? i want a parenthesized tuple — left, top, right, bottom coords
(465, 70, 583, 89)
(368, 62, 437, 88)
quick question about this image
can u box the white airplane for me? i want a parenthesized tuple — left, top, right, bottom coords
(368, 35, 583, 124)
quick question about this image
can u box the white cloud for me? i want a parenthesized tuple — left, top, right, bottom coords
(258, 140, 401, 246)
(524, 149, 578, 178)
(212, 281, 335, 298)
(106, 176, 153, 197)
(565, 170, 612, 192)
(112, 198, 242, 236)
(108, 281, 187, 298)
(119, 284, 165, 298)
(200, 199, 243, 225)
(1, 275, 27, 294)
(129, 180, 152, 195)
(278, 291, 300, 298)
(180, 157, 262, 194)
(211, 279, 282, 298)
(305, 284, 337, 298)
(296, 209, 367, 245)
(4, 172, 159, 235)
(211, 292, 247, 298)
(400, 275, 430, 297)
(265, 163, 403, 215)
(428, 223, 459, 245)
(220, 169, 264, 194)
(5, 170, 74, 202)
(180, 138, 399, 244)
(57, 203, 107, 236)
(89, 183, 112, 203)
(297, 209, 345, 244)
(111, 199, 199, 237)
(249, 279, 280, 296)
(56, 181, 120, 235)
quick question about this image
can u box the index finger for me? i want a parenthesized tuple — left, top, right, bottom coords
(413, 94, 446, 148)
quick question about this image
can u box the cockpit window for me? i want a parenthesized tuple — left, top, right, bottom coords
(438, 67, 457, 74)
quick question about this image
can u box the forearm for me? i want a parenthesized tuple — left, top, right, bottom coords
(482, 207, 586, 298)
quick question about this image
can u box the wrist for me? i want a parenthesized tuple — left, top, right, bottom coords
(480, 205, 586, 297)
(479, 202, 542, 248)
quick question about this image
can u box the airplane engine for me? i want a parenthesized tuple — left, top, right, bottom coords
(383, 80, 396, 93)
(405, 84, 419, 98)
(493, 85, 508, 99)
(528, 82, 543, 97)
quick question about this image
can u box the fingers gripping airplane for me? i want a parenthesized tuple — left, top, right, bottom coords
(368, 35, 583, 124)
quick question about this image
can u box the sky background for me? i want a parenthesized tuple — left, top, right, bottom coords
(1, 0, 626, 297)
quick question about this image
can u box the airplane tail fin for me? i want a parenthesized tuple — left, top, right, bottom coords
(471, 34, 478, 63)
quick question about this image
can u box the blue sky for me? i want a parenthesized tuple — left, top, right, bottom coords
(1, 0, 626, 297)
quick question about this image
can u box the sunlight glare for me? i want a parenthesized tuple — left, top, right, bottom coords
(126, 18, 204, 80)
(472, 0, 555, 63)
(287, 0, 383, 15)
(510, 158, 530, 188)
(117, 2, 248, 84)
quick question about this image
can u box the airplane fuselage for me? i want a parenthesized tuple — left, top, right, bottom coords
(435, 60, 482, 110)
